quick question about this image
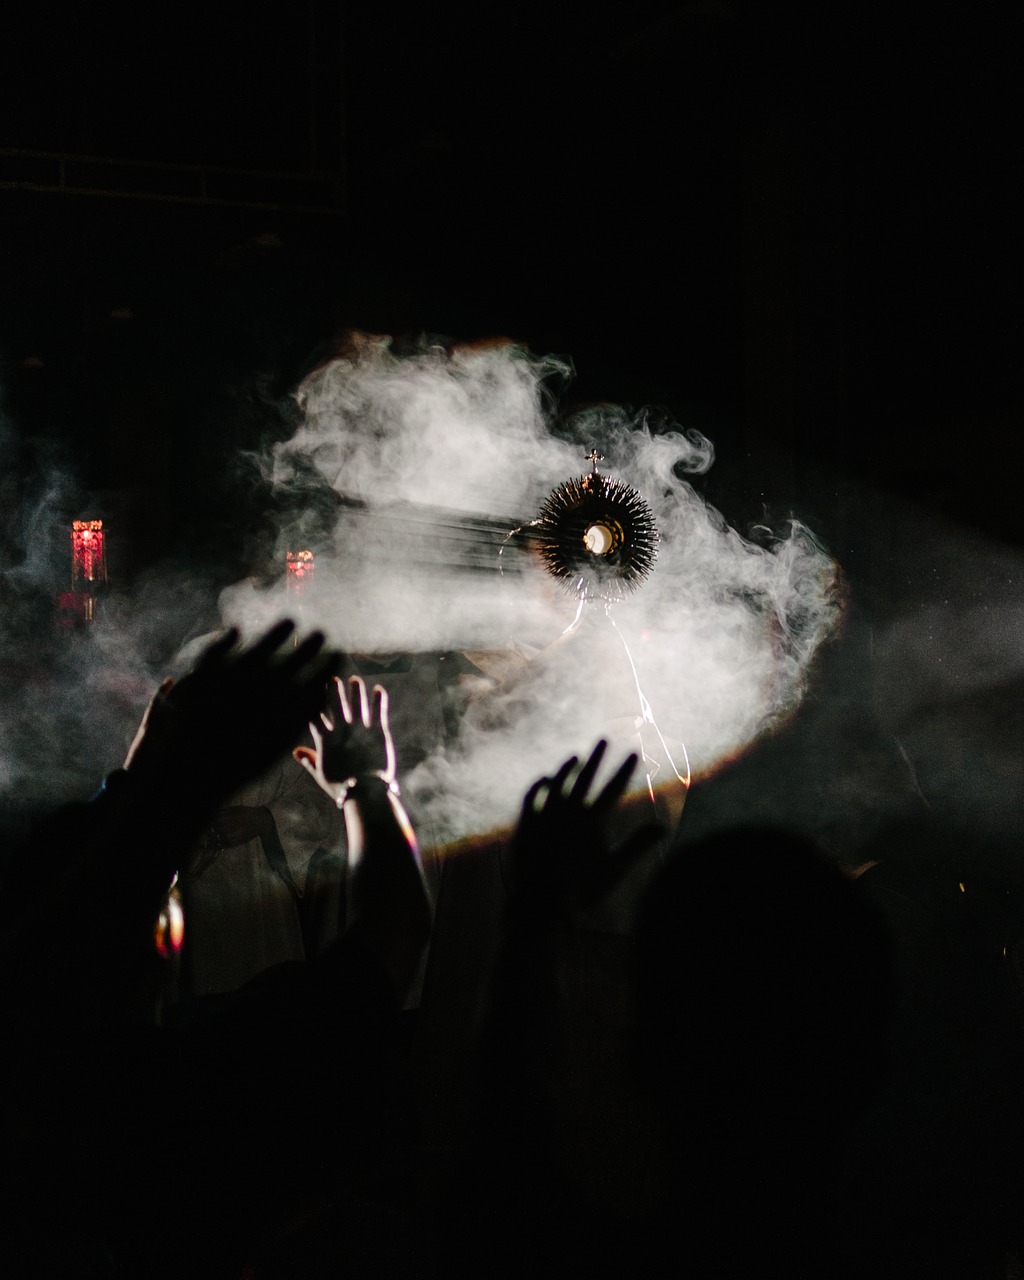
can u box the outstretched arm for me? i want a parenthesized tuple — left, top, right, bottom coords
(295, 674, 431, 1003)
(508, 738, 664, 927)
(125, 619, 338, 808)
(489, 740, 664, 1047)
(1, 620, 342, 1026)
(454, 743, 664, 1272)
(113, 620, 340, 900)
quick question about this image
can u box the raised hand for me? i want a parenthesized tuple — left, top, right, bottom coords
(293, 674, 396, 806)
(294, 673, 430, 1001)
(510, 739, 664, 920)
(124, 619, 342, 810)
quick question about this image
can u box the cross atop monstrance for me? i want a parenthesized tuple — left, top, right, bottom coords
(584, 448, 604, 472)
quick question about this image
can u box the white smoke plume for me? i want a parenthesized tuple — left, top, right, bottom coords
(219, 336, 842, 846)
(0, 410, 222, 822)
(5, 345, 1019, 880)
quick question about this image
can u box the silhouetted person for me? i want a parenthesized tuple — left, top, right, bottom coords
(446, 741, 664, 1279)
(0, 624, 432, 1279)
(632, 826, 893, 1277)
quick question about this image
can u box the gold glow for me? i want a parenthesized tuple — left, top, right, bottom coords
(584, 522, 614, 555)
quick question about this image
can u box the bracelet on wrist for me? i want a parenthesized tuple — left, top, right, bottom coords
(336, 773, 400, 808)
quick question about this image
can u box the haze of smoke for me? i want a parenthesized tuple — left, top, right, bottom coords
(864, 499, 1024, 854)
(0, 434, 220, 816)
(3, 352, 1018, 871)
(0, 575, 222, 815)
(220, 336, 843, 844)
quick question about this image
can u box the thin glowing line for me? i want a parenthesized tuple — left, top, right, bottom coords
(607, 606, 690, 800)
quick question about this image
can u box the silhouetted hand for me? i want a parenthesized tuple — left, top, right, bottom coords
(511, 739, 664, 922)
(125, 619, 342, 812)
(294, 673, 430, 1001)
(293, 674, 396, 804)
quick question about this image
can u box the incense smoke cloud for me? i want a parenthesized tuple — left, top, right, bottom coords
(3, 345, 1018, 870)
(861, 502, 1024, 855)
(0, 408, 221, 819)
(220, 337, 842, 844)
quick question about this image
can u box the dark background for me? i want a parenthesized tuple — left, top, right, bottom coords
(0, 0, 1020, 585)
(1, 9, 1022, 1266)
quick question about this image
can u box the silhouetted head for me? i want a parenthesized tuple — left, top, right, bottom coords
(632, 826, 893, 1150)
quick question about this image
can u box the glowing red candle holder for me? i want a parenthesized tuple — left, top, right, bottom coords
(71, 520, 106, 588)
(286, 549, 315, 597)
(69, 520, 107, 622)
